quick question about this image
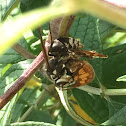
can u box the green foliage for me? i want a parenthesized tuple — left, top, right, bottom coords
(0, 0, 20, 21)
(20, 0, 51, 13)
(0, 95, 17, 126)
(102, 105, 126, 125)
(0, 37, 27, 64)
(72, 89, 109, 123)
(0, 0, 126, 126)
(57, 108, 76, 126)
(11, 122, 56, 126)
(103, 43, 126, 89)
(117, 75, 126, 82)
(0, 60, 33, 126)
(69, 15, 113, 81)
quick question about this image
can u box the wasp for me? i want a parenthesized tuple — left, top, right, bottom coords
(41, 37, 107, 89)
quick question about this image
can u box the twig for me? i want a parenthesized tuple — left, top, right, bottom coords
(12, 43, 35, 59)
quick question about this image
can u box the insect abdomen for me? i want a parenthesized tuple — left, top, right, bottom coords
(58, 37, 83, 50)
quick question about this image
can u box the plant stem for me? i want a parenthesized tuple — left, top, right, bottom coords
(0, 52, 44, 109)
(12, 43, 35, 59)
(77, 85, 126, 96)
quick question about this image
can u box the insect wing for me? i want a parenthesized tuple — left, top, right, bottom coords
(75, 50, 108, 59)
(71, 60, 95, 88)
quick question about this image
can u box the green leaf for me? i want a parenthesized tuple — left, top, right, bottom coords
(107, 100, 125, 118)
(69, 15, 113, 83)
(0, 37, 27, 64)
(26, 25, 49, 55)
(11, 121, 56, 126)
(72, 89, 109, 123)
(20, 0, 50, 39)
(0, 0, 20, 21)
(0, 60, 33, 125)
(116, 75, 126, 82)
(103, 31, 126, 49)
(70, 15, 105, 51)
(99, 20, 115, 38)
(102, 105, 126, 125)
(57, 108, 76, 126)
(103, 43, 126, 105)
(20, 0, 51, 13)
(103, 43, 126, 89)
(11, 103, 24, 122)
(27, 37, 41, 55)
(0, 64, 11, 77)
(25, 109, 54, 123)
(0, 59, 33, 96)
(12, 88, 42, 122)
(0, 95, 17, 126)
(32, 23, 49, 39)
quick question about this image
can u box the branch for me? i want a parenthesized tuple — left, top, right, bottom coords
(12, 43, 35, 59)
(0, 51, 44, 109)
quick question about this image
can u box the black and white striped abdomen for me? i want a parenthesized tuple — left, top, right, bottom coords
(58, 37, 83, 50)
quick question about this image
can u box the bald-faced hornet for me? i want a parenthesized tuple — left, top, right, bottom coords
(43, 37, 107, 89)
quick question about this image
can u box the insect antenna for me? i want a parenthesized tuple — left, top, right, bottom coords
(39, 27, 51, 70)
(49, 23, 54, 47)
